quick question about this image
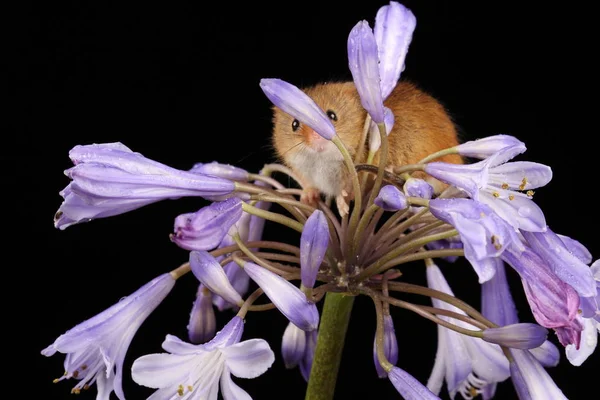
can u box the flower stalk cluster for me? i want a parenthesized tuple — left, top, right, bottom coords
(43, 2, 597, 400)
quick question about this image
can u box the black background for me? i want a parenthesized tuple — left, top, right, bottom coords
(12, 0, 598, 399)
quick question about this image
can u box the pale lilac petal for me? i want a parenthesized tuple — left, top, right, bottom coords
(96, 372, 115, 400)
(373, 315, 399, 378)
(404, 178, 434, 199)
(348, 20, 385, 123)
(530, 340, 560, 367)
(489, 162, 552, 190)
(368, 107, 395, 152)
(200, 316, 245, 351)
(482, 324, 548, 349)
(375, 185, 408, 211)
(424, 162, 483, 199)
(509, 349, 567, 399)
(259, 79, 336, 140)
(388, 367, 440, 399)
(220, 369, 252, 400)
(566, 318, 598, 366)
(299, 330, 318, 382)
(478, 191, 547, 232)
(462, 337, 510, 388)
(522, 228, 596, 297)
(281, 322, 306, 369)
(190, 251, 244, 307)
(171, 198, 243, 251)
(162, 334, 205, 355)
(243, 262, 319, 331)
(188, 284, 217, 344)
(374, 1, 416, 99)
(131, 353, 199, 388)
(468, 258, 498, 284)
(481, 259, 519, 326)
(189, 162, 249, 181)
(426, 324, 446, 395)
(300, 210, 329, 289)
(558, 234, 593, 265)
(455, 135, 526, 159)
(213, 262, 250, 311)
(222, 339, 275, 379)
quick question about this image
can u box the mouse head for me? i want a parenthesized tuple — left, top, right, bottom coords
(271, 81, 367, 164)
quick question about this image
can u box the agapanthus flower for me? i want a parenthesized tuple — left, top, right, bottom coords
(373, 315, 399, 378)
(190, 250, 244, 307)
(54, 142, 235, 229)
(404, 178, 434, 199)
(425, 145, 551, 232)
(243, 261, 319, 331)
(454, 134, 526, 160)
(374, 1, 416, 99)
(132, 316, 275, 399)
(42, 273, 175, 399)
(188, 284, 217, 344)
(389, 366, 440, 399)
(299, 330, 318, 382)
(281, 322, 307, 369)
(368, 107, 395, 152)
(170, 197, 243, 251)
(189, 161, 249, 181)
(509, 348, 567, 399)
(300, 210, 329, 289)
(375, 185, 408, 211)
(426, 263, 510, 398)
(429, 198, 515, 282)
(347, 20, 386, 123)
(260, 78, 336, 140)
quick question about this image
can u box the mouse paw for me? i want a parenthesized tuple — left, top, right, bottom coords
(336, 193, 350, 217)
(301, 187, 321, 207)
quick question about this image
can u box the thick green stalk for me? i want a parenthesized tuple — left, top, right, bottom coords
(305, 292, 355, 400)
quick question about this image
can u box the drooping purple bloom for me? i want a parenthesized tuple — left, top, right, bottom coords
(375, 185, 408, 211)
(389, 366, 440, 400)
(54, 143, 235, 230)
(299, 330, 318, 382)
(132, 316, 275, 399)
(368, 106, 395, 152)
(259, 78, 336, 140)
(190, 251, 244, 307)
(509, 349, 567, 399)
(348, 20, 386, 123)
(281, 322, 307, 369)
(373, 315, 399, 378)
(429, 198, 516, 282)
(404, 178, 434, 199)
(482, 324, 548, 349)
(558, 234, 593, 264)
(187, 284, 217, 344)
(189, 161, 249, 181)
(455, 135, 526, 160)
(243, 262, 319, 331)
(502, 245, 582, 347)
(374, 1, 416, 99)
(522, 228, 596, 297)
(566, 317, 599, 366)
(425, 145, 551, 232)
(426, 264, 510, 398)
(42, 273, 175, 399)
(300, 210, 329, 289)
(171, 197, 243, 251)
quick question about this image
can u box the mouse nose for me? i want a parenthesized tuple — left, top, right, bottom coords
(302, 127, 322, 144)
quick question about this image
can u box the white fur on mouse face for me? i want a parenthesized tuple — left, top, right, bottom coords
(287, 141, 344, 197)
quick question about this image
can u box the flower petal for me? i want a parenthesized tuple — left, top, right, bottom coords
(530, 340, 560, 367)
(481, 259, 519, 326)
(388, 366, 440, 399)
(190, 251, 244, 307)
(490, 162, 552, 190)
(455, 135, 526, 159)
(131, 353, 199, 389)
(482, 324, 548, 349)
(220, 368, 252, 400)
(222, 339, 275, 379)
(300, 210, 329, 289)
(566, 318, 598, 366)
(281, 322, 307, 369)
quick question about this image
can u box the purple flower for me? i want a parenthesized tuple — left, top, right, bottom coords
(404, 178, 434, 199)
(482, 324, 548, 349)
(132, 316, 275, 399)
(426, 264, 510, 398)
(502, 245, 582, 346)
(522, 228, 596, 297)
(373, 315, 399, 378)
(566, 317, 599, 366)
(558, 234, 593, 264)
(190, 251, 244, 307)
(243, 262, 319, 331)
(189, 161, 249, 181)
(429, 198, 516, 282)
(425, 145, 551, 232)
(425, 239, 463, 263)
(299, 330, 318, 382)
(300, 210, 329, 289)
(260, 78, 336, 140)
(509, 349, 567, 399)
(281, 322, 306, 369)
(374, 1, 416, 99)
(375, 185, 408, 211)
(188, 284, 217, 344)
(348, 20, 386, 123)
(42, 273, 175, 399)
(368, 106, 395, 152)
(389, 367, 440, 400)
(170, 198, 243, 251)
(54, 143, 235, 230)
(455, 135, 526, 159)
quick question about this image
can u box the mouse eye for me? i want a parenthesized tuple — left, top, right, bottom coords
(292, 119, 300, 132)
(326, 110, 338, 121)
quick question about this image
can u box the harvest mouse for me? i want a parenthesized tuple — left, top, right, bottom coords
(270, 81, 463, 212)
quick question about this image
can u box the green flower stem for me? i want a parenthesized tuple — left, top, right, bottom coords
(417, 147, 459, 164)
(305, 292, 355, 400)
(365, 123, 389, 207)
(241, 202, 304, 233)
(352, 204, 380, 256)
(235, 182, 306, 222)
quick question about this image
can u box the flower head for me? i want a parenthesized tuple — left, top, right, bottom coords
(455, 135, 526, 159)
(509, 349, 567, 399)
(190, 251, 244, 307)
(132, 316, 275, 399)
(375, 185, 408, 211)
(300, 210, 329, 289)
(55, 143, 235, 229)
(188, 284, 217, 344)
(42, 273, 175, 399)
